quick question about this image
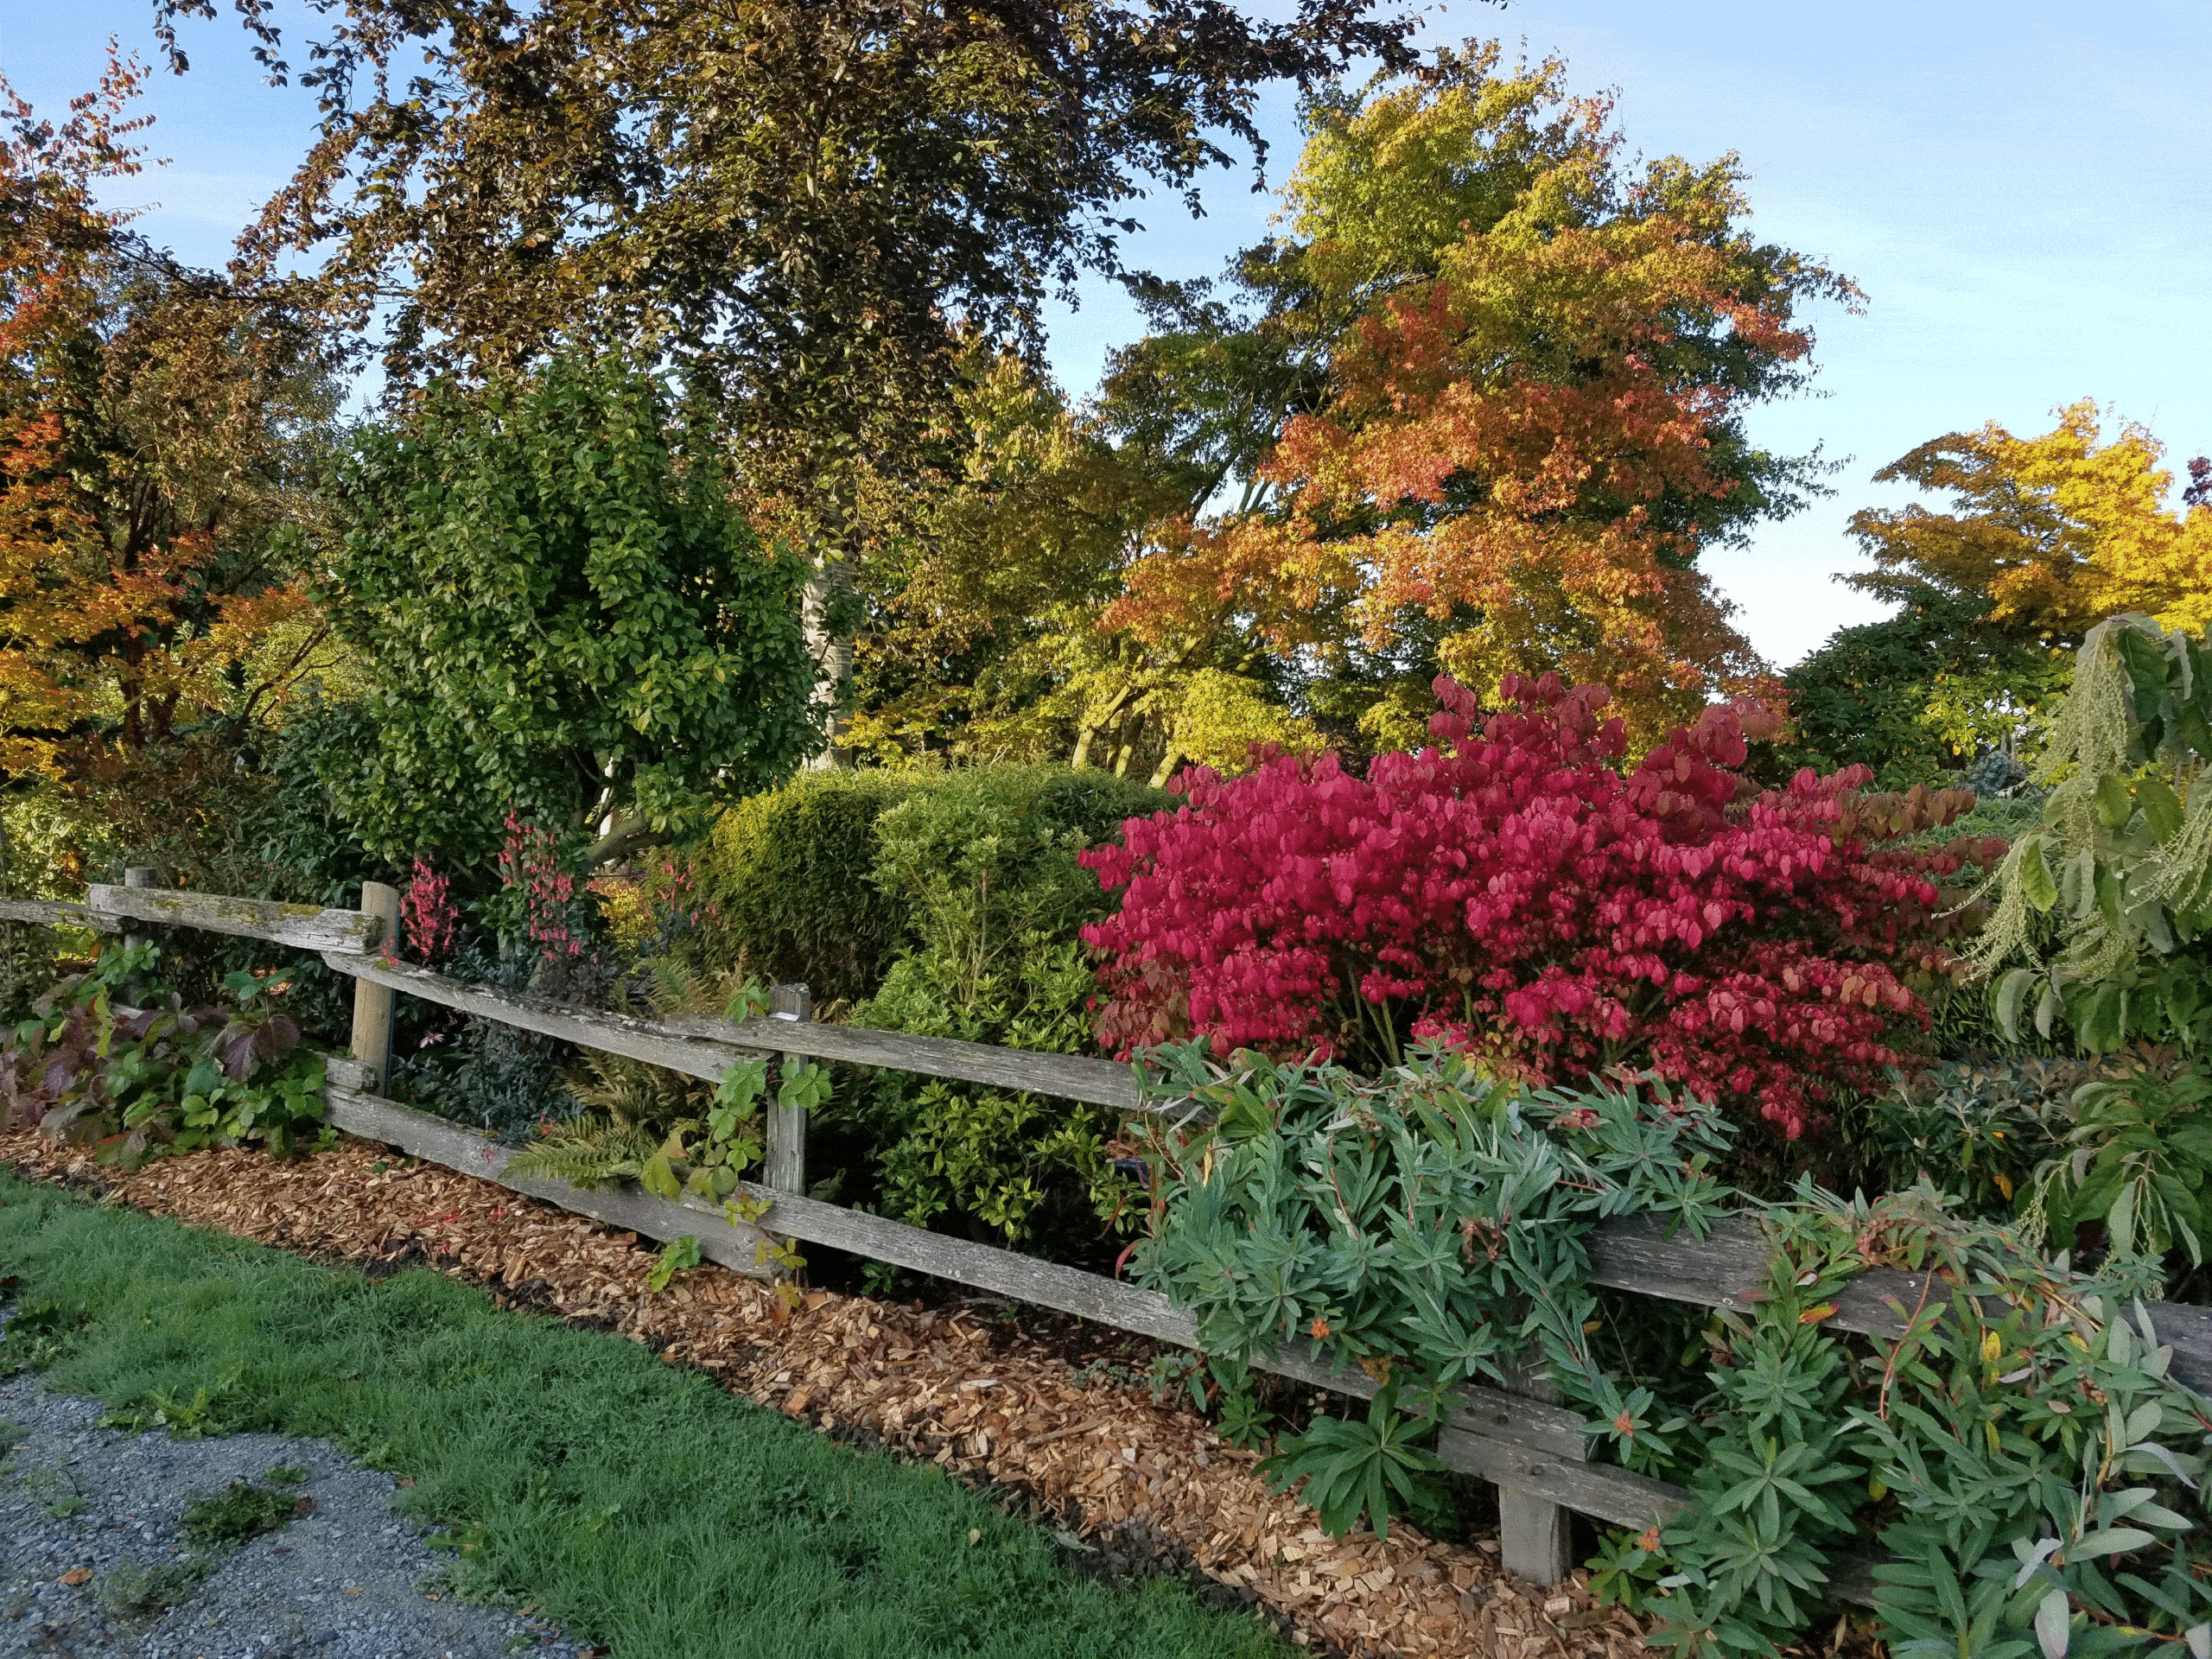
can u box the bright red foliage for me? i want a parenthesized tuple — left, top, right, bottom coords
(498, 813, 587, 962)
(399, 857, 459, 965)
(1080, 675, 2001, 1138)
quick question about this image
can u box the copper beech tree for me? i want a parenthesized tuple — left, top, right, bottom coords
(1103, 46, 1859, 744)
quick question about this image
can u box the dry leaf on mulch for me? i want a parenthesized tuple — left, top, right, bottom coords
(1, 1128, 1656, 1657)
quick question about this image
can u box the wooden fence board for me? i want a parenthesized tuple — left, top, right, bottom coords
(318, 1077, 1590, 1457)
(0, 898, 118, 931)
(321, 1084, 778, 1280)
(1586, 1212, 2212, 1395)
(324, 954, 2212, 1398)
(333, 956, 1160, 1112)
(659, 1013, 1147, 1111)
(92, 886, 380, 953)
(324, 953, 750, 1084)
(1434, 1425, 1687, 1529)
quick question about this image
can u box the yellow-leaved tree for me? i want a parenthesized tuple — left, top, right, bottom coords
(1849, 401, 2212, 639)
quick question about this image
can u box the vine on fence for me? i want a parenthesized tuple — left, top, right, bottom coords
(1132, 1041, 2212, 1654)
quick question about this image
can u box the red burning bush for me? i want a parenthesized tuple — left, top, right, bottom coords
(1080, 674, 2001, 1138)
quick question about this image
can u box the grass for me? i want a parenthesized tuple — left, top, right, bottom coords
(0, 1169, 1287, 1659)
(180, 1475, 310, 1548)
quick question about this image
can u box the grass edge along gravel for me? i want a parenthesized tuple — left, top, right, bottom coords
(0, 1167, 1295, 1659)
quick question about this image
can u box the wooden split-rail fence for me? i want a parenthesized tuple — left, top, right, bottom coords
(6, 874, 2210, 1599)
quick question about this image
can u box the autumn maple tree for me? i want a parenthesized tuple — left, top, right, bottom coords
(0, 56, 339, 785)
(1103, 45, 1857, 742)
(1847, 400, 2212, 639)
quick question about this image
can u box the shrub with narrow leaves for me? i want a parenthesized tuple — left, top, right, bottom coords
(1083, 673, 2001, 1136)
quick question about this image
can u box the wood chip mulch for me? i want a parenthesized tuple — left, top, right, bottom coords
(0, 1127, 1656, 1659)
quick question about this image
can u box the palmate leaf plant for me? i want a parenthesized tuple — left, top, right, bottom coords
(1981, 613, 2212, 1054)
(1252, 1385, 1446, 1541)
(1131, 1041, 2212, 1654)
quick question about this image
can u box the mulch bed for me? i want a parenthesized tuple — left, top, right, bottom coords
(0, 1126, 1659, 1658)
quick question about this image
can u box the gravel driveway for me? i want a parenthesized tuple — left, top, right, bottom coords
(0, 1362, 577, 1659)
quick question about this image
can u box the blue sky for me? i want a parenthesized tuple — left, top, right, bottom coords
(8, 0, 2209, 667)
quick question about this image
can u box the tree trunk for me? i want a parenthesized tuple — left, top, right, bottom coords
(1071, 685, 1135, 771)
(802, 555, 855, 771)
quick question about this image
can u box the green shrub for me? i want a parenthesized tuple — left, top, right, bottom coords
(602, 764, 1167, 1256)
(1131, 1042, 2212, 1653)
(682, 770, 927, 1008)
(1872, 1046, 2212, 1289)
(1867, 1051, 2130, 1216)
(840, 766, 1168, 1255)
(2021, 1058, 2212, 1270)
(0, 943, 330, 1165)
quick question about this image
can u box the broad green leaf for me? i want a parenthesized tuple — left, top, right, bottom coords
(1994, 969, 2037, 1041)
(640, 1151, 682, 1202)
(2137, 775, 2185, 840)
(2093, 774, 2134, 830)
(2020, 840, 2058, 912)
(2069, 1526, 2155, 1558)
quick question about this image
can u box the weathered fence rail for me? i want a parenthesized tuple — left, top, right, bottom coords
(6, 875, 2209, 1600)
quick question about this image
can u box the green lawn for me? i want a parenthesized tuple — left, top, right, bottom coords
(0, 1168, 1287, 1659)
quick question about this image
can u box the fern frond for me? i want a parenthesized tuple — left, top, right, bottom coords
(505, 1119, 659, 1190)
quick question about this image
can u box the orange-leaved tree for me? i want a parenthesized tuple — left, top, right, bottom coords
(0, 53, 340, 786)
(1847, 400, 2212, 640)
(1103, 44, 1858, 744)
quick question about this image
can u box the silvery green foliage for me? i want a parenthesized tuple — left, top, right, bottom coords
(1133, 1044, 2212, 1653)
(1128, 1040, 1732, 1522)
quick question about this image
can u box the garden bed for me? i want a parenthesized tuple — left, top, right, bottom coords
(0, 1126, 1670, 1659)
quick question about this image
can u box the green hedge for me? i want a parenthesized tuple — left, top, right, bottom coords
(685, 770, 928, 1007)
(683, 766, 1170, 1013)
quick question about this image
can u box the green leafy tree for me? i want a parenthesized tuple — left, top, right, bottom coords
(323, 355, 817, 869)
(1780, 591, 2069, 787)
(161, 0, 1422, 744)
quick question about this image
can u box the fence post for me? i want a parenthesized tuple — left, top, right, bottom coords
(1496, 1356, 1573, 1585)
(349, 880, 401, 1094)
(766, 983, 812, 1197)
(122, 866, 162, 954)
